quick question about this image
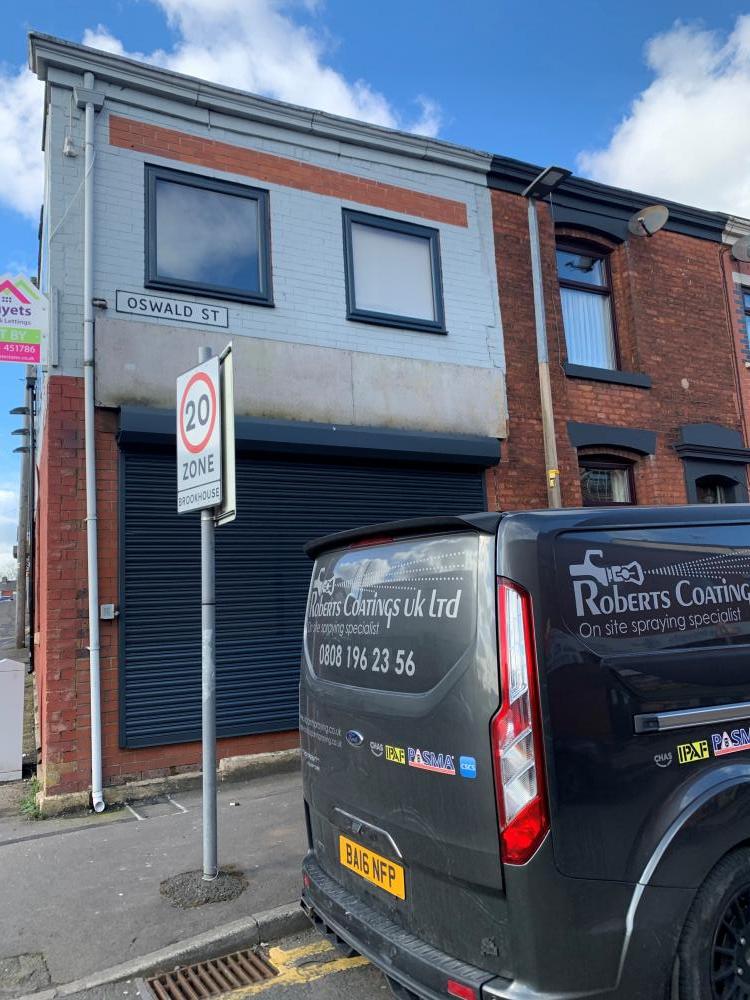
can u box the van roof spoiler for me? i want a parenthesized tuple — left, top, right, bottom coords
(304, 512, 503, 559)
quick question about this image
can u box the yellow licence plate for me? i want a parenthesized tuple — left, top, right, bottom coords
(339, 834, 406, 900)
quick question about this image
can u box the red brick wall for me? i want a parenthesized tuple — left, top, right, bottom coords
(37, 376, 296, 799)
(488, 190, 746, 510)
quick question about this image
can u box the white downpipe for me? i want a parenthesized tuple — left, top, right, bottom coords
(82, 71, 104, 813)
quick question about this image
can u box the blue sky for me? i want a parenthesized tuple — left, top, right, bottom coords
(0, 0, 748, 572)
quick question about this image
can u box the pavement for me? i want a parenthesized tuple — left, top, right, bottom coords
(0, 597, 391, 999)
(0, 769, 391, 1000)
(0, 770, 307, 993)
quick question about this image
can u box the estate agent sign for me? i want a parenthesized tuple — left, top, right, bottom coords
(0, 274, 48, 365)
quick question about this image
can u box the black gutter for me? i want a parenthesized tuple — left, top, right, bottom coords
(488, 154, 730, 244)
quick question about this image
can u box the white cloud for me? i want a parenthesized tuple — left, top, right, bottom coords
(0, 0, 442, 226)
(0, 486, 19, 579)
(83, 0, 441, 134)
(578, 16, 750, 216)
(0, 66, 44, 221)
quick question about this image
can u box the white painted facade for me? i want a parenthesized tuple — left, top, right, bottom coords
(33, 34, 507, 439)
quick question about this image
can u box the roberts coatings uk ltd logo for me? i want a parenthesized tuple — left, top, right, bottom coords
(568, 548, 750, 642)
(570, 550, 645, 610)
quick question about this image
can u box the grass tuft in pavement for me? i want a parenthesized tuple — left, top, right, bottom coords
(19, 776, 41, 819)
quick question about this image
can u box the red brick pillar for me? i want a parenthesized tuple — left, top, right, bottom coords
(36, 377, 91, 797)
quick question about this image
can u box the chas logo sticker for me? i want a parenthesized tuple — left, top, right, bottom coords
(677, 740, 710, 765)
(653, 752, 673, 768)
(712, 728, 750, 757)
(408, 747, 455, 776)
(385, 745, 405, 765)
(369, 742, 384, 757)
(346, 730, 364, 747)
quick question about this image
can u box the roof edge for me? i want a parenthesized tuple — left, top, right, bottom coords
(27, 31, 492, 175)
(488, 153, 732, 243)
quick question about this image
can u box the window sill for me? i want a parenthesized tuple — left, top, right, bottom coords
(563, 363, 652, 389)
(145, 278, 274, 308)
(347, 311, 447, 335)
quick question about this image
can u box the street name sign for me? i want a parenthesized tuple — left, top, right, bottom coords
(176, 355, 222, 513)
(116, 290, 229, 329)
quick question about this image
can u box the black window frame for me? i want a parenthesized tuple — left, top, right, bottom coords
(579, 455, 636, 507)
(145, 164, 273, 306)
(556, 240, 620, 370)
(744, 290, 750, 339)
(342, 209, 446, 334)
(695, 474, 739, 505)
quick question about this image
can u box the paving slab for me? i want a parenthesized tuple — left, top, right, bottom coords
(0, 771, 306, 988)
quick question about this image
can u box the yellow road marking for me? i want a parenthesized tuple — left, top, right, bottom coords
(223, 939, 370, 996)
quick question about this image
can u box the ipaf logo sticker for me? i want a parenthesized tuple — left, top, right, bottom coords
(712, 727, 750, 757)
(676, 740, 710, 764)
(385, 745, 405, 765)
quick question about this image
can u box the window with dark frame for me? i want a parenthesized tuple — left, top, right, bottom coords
(696, 475, 738, 504)
(556, 244, 617, 370)
(342, 209, 446, 333)
(145, 165, 273, 305)
(579, 457, 635, 506)
(744, 290, 750, 344)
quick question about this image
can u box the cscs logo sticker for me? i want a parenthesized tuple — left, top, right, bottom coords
(677, 740, 710, 765)
(459, 756, 477, 779)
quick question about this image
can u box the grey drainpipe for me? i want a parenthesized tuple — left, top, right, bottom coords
(77, 72, 105, 812)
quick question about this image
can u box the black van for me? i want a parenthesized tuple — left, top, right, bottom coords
(300, 506, 750, 1000)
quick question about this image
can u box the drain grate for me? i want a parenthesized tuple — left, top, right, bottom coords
(145, 948, 278, 998)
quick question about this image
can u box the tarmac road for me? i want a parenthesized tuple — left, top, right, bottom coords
(0, 598, 15, 648)
(66, 931, 390, 1000)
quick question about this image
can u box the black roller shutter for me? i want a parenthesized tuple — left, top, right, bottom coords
(120, 450, 487, 747)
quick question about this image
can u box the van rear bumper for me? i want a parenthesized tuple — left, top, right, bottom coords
(302, 854, 501, 1000)
(302, 851, 692, 1000)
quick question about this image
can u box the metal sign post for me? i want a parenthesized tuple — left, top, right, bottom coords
(176, 344, 234, 881)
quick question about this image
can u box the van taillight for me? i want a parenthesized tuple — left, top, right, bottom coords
(491, 580, 549, 865)
(348, 535, 394, 549)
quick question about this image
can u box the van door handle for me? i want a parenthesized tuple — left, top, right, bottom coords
(334, 808, 403, 858)
(634, 701, 750, 734)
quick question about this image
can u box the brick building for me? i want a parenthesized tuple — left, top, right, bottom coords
(487, 162, 750, 512)
(25, 33, 750, 809)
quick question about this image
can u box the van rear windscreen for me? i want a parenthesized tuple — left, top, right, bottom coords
(304, 533, 478, 693)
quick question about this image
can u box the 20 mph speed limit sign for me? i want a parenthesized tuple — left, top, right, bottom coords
(177, 355, 222, 513)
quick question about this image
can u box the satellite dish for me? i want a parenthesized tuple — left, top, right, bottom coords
(628, 204, 669, 238)
(731, 235, 750, 262)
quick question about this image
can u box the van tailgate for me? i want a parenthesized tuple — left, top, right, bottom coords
(300, 528, 508, 972)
